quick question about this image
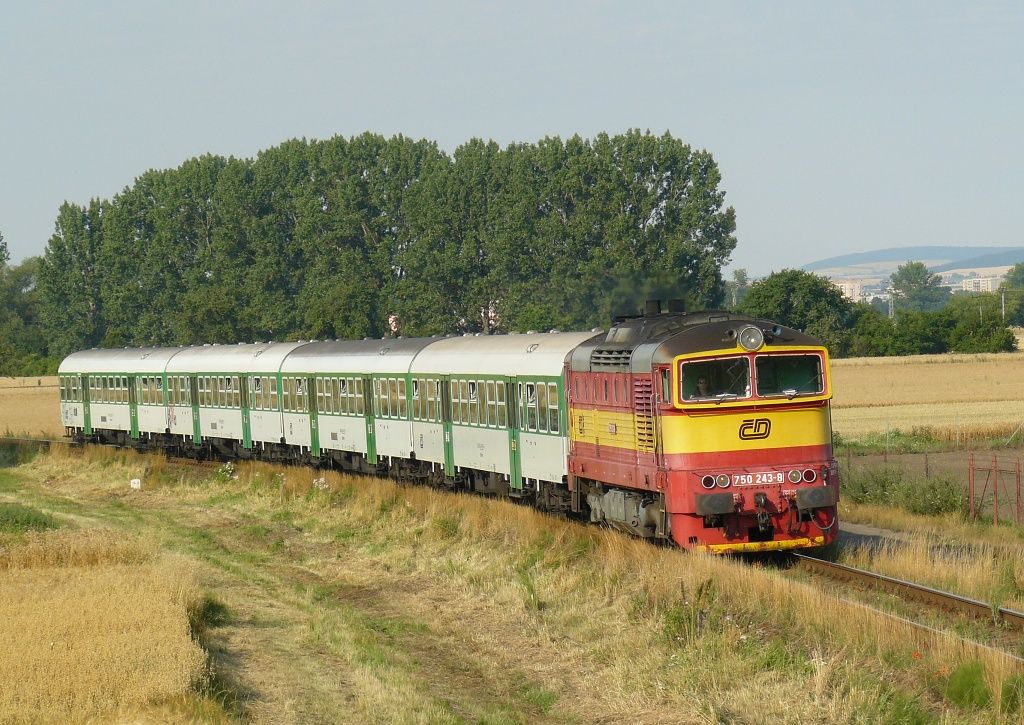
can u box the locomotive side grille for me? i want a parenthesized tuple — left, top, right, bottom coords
(633, 378, 655, 453)
(590, 347, 631, 368)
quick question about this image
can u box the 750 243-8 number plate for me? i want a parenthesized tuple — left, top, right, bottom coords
(731, 471, 785, 486)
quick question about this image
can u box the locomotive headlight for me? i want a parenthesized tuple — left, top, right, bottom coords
(701, 475, 716, 489)
(737, 325, 765, 351)
(715, 474, 730, 488)
(788, 469, 803, 484)
(803, 468, 817, 483)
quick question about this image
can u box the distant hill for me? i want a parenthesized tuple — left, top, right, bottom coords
(803, 246, 1014, 272)
(803, 245, 1024, 281)
(931, 249, 1024, 273)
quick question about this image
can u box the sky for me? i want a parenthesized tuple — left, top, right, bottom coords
(1, 1, 1021, 276)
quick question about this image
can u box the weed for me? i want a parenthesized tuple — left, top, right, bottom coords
(431, 513, 462, 540)
(943, 661, 992, 709)
(664, 579, 718, 645)
(515, 682, 557, 714)
(842, 466, 967, 516)
(1001, 674, 1024, 714)
(0, 503, 57, 533)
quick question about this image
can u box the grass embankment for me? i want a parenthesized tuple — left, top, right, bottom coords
(831, 352, 1024, 446)
(0, 470, 219, 722)
(2, 447, 1022, 722)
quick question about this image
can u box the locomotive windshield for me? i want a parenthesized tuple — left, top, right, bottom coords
(754, 354, 823, 398)
(681, 357, 751, 401)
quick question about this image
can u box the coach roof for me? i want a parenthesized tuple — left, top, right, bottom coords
(165, 342, 313, 375)
(280, 338, 436, 375)
(58, 347, 186, 375)
(411, 332, 600, 377)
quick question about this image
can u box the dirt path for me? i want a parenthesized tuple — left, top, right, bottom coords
(7, 466, 587, 724)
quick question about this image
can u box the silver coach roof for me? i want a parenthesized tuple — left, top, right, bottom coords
(280, 338, 436, 375)
(410, 332, 600, 377)
(58, 347, 186, 375)
(165, 342, 313, 374)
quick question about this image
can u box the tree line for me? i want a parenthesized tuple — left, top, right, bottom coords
(3, 130, 738, 374)
(737, 262, 1021, 357)
(1, 130, 1019, 376)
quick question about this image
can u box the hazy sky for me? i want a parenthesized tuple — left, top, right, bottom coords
(2, 1, 1021, 275)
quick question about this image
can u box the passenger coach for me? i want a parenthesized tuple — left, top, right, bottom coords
(58, 304, 840, 552)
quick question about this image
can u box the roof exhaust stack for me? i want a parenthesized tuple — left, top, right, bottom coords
(667, 298, 686, 313)
(645, 299, 662, 317)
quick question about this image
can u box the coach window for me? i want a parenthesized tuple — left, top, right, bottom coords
(483, 381, 495, 427)
(548, 383, 560, 433)
(397, 379, 407, 419)
(496, 383, 507, 427)
(525, 383, 538, 431)
(232, 377, 241, 408)
(352, 379, 363, 415)
(536, 383, 548, 433)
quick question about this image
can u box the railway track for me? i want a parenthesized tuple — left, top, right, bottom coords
(794, 553, 1024, 630)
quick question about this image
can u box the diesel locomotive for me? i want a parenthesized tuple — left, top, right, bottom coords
(57, 302, 839, 552)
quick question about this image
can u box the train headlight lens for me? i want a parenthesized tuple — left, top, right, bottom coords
(716, 474, 730, 488)
(803, 468, 817, 483)
(701, 475, 716, 489)
(737, 325, 765, 351)
(788, 469, 802, 483)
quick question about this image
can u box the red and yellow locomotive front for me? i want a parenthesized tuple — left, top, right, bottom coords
(567, 311, 839, 553)
(664, 329, 838, 552)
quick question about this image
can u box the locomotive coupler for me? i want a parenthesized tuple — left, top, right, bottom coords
(754, 491, 772, 533)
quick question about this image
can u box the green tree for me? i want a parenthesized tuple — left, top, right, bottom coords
(724, 268, 750, 309)
(942, 293, 1017, 352)
(38, 201, 106, 358)
(889, 261, 950, 313)
(740, 270, 854, 354)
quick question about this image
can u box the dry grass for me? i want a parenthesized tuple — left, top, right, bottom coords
(0, 380, 62, 438)
(0, 527, 209, 723)
(14, 446, 1021, 722)
(831, 353, 1024, 440)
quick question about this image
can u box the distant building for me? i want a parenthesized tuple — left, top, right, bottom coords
(832, 279, 865, 302)
(961, 276, 1002, 293)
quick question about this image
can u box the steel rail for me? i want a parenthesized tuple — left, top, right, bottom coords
(794, 553, 1024, 630)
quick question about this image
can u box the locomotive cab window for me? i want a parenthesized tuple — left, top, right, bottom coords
(680, 357, 751, 401)
(755, 354, 823, 398)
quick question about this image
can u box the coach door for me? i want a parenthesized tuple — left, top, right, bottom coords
(508, 378, 523, 491)
(239, 374, 252, 450)
(128, 375, 140, 440)
(189, 376, 201, 445)
(308, 375, 320, 457)
(440, 375, 454, 477)
(81, 374, 92, 435)
(362, 375, 376, 464)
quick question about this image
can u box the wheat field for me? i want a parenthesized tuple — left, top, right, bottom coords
(830, 352, 1024, 439)
(0, 529, 208, 722)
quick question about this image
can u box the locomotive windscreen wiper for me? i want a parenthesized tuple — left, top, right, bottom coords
(785, 372, 823, 399)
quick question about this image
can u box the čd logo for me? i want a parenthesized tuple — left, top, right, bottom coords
(738, 418, 771, 440)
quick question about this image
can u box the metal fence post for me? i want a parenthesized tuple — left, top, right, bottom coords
(969, 452, 975, 520)
(993, 453, 999, 527)
(1017, 458, 1022, 524)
